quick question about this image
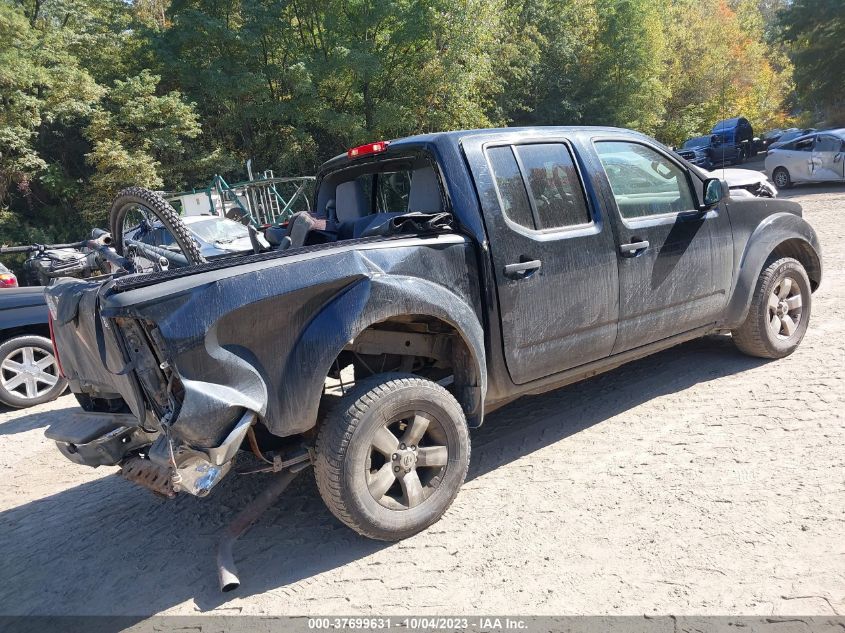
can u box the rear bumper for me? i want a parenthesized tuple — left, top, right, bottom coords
(45, 412, 155, 467)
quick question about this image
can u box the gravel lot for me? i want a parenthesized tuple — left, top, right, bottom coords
(1, 182, 843, 618)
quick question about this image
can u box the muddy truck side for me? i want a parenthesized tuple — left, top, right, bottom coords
(46, 127, 821, 563)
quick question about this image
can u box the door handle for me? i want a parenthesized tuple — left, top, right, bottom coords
(504, 259, 542, 277)
(619, 240, 649, 255)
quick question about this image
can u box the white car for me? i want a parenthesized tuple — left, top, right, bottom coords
(706, 167, 778, 198)
(765, 129, 845, 189)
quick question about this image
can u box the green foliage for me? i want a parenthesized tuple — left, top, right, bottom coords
(83, 70, 202, 220)
(0, 0, 819, 251)
(777, 0, 845, 125)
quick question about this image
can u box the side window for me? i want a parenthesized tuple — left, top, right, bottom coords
(595, 141, 696, 219)
(487, 145, 535, 229)
(487, 143, 591, 231)
(514, 144, 591, 229)
(814, 136, 840, 153)
(795, 137, 814, 152)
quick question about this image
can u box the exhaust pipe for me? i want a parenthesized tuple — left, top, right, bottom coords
(216, 465, 305, 592)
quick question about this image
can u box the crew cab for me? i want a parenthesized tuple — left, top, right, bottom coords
(46, 127, 821, 555)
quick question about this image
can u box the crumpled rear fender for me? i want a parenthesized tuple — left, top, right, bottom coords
(102, 238, 485, 445)
(275, 274, 487, 436)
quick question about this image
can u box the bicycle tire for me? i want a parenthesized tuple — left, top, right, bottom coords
(109, 187, 206, 266)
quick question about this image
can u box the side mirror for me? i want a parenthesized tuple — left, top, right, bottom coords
(702, 178, 724, 208)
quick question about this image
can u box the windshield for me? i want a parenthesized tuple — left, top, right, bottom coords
(778, 131, 803, 144)
(682, 137, 710, 149)
(188, 218, 250, 243)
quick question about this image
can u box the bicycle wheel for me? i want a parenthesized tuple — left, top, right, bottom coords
(109, 187, 206, 266)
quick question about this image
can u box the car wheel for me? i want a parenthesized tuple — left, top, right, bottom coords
(732, 257, 811, 359)
(772, 167, 792, 189)
(314, 373, 470, 541)
(0, 335, 68, 408)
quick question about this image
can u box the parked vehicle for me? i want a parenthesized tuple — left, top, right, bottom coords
(711, 117, 755, 162)
(46, 126, 821, 590)
(677, 136, 714, 169)
(124, 214, 265, 260)
(765, 129, 845, 188)
(707, 168, 778, 198)
(0, 263, 18, 288)
(0, 287, 67, 408)
(768, 128, 817, 151)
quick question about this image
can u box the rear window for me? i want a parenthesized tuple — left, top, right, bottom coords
(487, 143, 591, 231)
(352, 170, 413, 214)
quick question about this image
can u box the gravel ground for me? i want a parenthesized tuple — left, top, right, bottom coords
(0, 184, 843, 617)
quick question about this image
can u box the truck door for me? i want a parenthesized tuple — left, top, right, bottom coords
(463, 135, 619, 385)
(591, 139, 731, 352)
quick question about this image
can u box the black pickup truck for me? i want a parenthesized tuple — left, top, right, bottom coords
(46, 127, 821, 566)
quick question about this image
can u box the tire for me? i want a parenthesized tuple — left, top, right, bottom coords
(772, 167, 792, 189)
(0, 335, 68, 408)
(732, 257, 811, 359)
(109, 187, 206, 265)
(314, 373, 470, 541)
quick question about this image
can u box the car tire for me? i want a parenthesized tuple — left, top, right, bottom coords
(772, 167, 792, 189)
(0, 335, 67, 408)
(314, 373, 470, 541)
(732, 257, 811, 359)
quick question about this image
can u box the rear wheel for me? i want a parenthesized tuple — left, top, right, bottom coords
(732, 257, 811, 359)
(314, 373, 470, 541)
(0, 335, 67, 408)
(772, 167, 792, 189)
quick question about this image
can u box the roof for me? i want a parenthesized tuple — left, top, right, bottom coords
(712, 117, 743, 130)
(319, 125, 647, 174)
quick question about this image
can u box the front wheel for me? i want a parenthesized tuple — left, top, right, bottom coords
(314, 373, 470, 541)
(772, 167, 792, 189)
(0, 335, 67, 408)
(732, 257, 811, 359)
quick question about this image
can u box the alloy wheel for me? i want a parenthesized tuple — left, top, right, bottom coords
(366, 411, 450, 511)
(768, 276, 803, 339)
(0, 346, 61, 401)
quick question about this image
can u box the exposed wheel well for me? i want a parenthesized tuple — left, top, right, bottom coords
(325, 315, 483, 426)
(0, 324, 50, 343)
(771, 239, 821, 291)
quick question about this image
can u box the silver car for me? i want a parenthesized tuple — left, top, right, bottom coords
(765, 128, 845, 188)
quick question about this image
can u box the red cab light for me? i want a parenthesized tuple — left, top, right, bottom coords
(0, 273, 18, 288)
(347, 141, 389, 159)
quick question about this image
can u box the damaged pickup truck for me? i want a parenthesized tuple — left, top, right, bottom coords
(46, 127, 821, 589)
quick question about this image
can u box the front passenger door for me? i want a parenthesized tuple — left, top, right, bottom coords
(593, 140, 731, 353)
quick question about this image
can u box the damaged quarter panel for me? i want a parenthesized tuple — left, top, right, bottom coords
(101, 235, 484, 445)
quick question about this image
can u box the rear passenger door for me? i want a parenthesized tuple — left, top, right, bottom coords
(464, 135, 619, 385)
(592, 139, 729, 352)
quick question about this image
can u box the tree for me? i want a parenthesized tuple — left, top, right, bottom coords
(778, 0, 845, 124)
(83, 71, 202, 219)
